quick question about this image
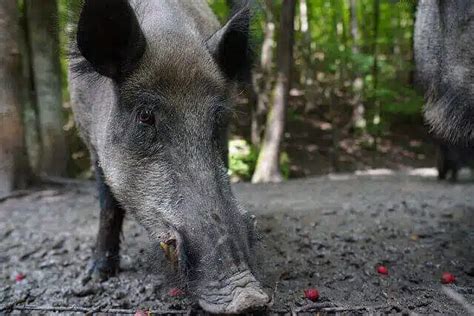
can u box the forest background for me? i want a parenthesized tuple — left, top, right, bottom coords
(2, 0, 429, 191)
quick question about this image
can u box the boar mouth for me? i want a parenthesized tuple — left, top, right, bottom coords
(197, 270, 270, 314)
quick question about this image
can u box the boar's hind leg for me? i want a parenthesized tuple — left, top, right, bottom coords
(88, 162, 125, 280)
(437, 146, 449, 180)
(449, 167, 459, 183)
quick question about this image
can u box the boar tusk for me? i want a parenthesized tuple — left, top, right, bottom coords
(160, 240, 178, 269)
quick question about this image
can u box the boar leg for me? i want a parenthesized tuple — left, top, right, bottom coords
(450, 167, 459, 183)
(88, 162, 125, 280)
(437, 145, 451, 181)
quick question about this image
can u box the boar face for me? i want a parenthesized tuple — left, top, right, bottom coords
(73, 0, 268, 313)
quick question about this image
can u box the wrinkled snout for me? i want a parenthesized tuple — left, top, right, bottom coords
(150, 157, 268, 313)
(157, 213, 269, 313)
(198, 270, 270, 314)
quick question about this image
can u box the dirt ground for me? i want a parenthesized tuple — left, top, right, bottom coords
(1, 170, 474, 315)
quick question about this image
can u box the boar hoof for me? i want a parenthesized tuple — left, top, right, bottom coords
(86, 256, 120, 281)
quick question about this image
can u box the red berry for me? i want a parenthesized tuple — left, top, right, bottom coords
(441, 272, 455, 284)
(168, 288, 184, 297)
(15, 273, 25, 282)
(134, 310, 148, 316)
(304, 288, 319, 302)
(377, 265, 389, 275)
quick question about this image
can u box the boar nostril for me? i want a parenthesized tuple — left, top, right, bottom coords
(211, 213, 221, 224)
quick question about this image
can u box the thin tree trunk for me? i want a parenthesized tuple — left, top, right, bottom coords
(349, 0, 359, 54)
(25, 0, 67, 177)
(0, 0, 31, 196)
(349, 0, 365, 130)
(371, 0, 380, 154)
(338, 0, 348, 85)
(251, 0, 275, 146)
(329, 0, 347, 172)
(371, 0, 380, 99)
(300, 0, 316, 113)
(407, 2, 417, 87)
(18, 3, 41, 173)
(252, 0, 296, 183)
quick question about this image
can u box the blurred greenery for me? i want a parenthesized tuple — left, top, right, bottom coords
(228, 139, 258, 181)
(228, 139, 290, 181)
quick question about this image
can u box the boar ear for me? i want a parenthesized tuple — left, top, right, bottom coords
(77, 0, 146, 80)
(206, 4, 252, 82)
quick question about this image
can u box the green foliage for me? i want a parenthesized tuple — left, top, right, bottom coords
(228, 139, 290, 181)
(382, 87, 424, 116)
(280, 151, 290, 179)
(207, 0, 229, 23)
(288, 107, 302, 121)
(228, 139, 258, 181)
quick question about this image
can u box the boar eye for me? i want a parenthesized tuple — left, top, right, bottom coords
(138, 109, 155, 125)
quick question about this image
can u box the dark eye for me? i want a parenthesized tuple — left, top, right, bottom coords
(138, 109, 155, 125)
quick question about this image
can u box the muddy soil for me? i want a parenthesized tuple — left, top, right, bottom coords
(1, 171, 473, 314)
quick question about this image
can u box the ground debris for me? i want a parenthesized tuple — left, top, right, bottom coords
(1, 175, 474, 314)
(443, 287, 474, 316)
(1, 303, 401, 315)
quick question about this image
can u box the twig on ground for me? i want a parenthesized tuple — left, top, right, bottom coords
(295, 302, 336, 312)
(0, 190, 32, 202)
(289, 304, 297, 316)
(442, 286, 474, 316)
(296, 303, 393, 313)
(0, 303, 400, 315)
(268, 276, 281, 307)
(85, 302, 107, 315)
(0, 305, 189, 314)
(40, 176, 93, 186)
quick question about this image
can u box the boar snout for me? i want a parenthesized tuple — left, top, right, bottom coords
(198, 270, 270, 314)
(156, 216, 268, 313)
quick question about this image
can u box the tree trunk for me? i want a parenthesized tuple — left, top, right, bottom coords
(25, 0, 67, 177)
(349, 0, 359, 54)
(18, 3, 41, 173)
(300, 0, 317, 113)
(252, 0, 296, 183)
(251, 0, 275, 146)
(407, 2, 417, 87)
(329, 0, 347, 172)
(349, 0, 366, 131)
(371, 0, 380, 99)
(0, 0, 31, 196)
(371, 0, 380, 155)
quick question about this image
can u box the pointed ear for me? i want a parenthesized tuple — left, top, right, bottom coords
(77, 0, 146, 80)
(207, 5, 252, 82)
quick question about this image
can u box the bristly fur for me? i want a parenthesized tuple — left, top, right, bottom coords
(416, 0, 474, 146)
(69, 1, 269, 312)
(424, 84, 474, 147)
